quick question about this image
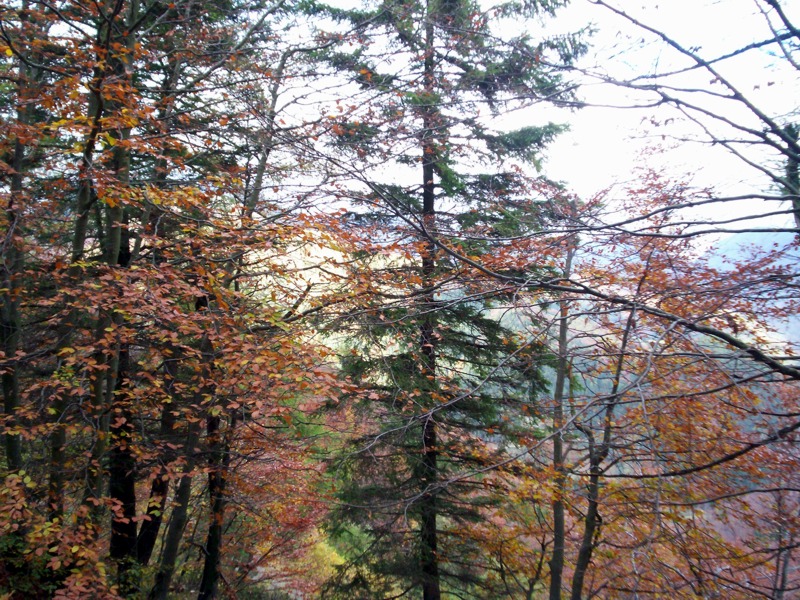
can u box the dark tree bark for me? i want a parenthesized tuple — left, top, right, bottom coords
(79, 0, 132, 514)
(548, 246, 574, 600)
(149, 421, 201, 600)
(108, 348, 138, 591)
(136, 355, 179, 566)
(2, 65, 26, 474)
(197, 411, 236, 600)
(418, 5, 440, 598)
(193, 321, 226, 600)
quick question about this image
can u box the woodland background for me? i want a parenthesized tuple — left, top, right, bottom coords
(0, 0, 799, 598)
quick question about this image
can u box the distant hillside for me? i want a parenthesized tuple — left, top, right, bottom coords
(709, 229, 800, 343)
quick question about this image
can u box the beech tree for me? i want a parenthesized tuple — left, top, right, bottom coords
(561, 175, 800, 598)
(0, 0, 345, 597)
(456, 170, 800, 598)
(530, 3, 800, 594)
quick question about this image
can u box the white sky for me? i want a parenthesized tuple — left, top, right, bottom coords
(542, 0, 800, 207)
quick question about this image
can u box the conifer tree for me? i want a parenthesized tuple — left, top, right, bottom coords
(311, 0, 585, 595)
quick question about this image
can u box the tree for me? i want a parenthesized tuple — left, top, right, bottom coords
(0, 0, 345, 597)
(306, 0, 584, 596)
(538, 4, 800, 593)
(494, 171, 800, 598)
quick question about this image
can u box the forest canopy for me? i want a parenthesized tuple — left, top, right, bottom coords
(0, 0, 798, 598)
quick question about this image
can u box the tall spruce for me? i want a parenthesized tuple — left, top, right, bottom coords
(312, 0, 585, 595)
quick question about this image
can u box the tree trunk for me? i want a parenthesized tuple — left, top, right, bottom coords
(68, 0, 119, 515)
(149, 420, 201, 600)
(420, 416, 440, 600)
(136, 353, 179, 565)
(197, 414, 224, 600)
(571, 258, 645, 600)
(198, 411, 236, 600)
(136, 51, 186, 565)
(570, 461, 600, 600)
(83, 0, 137, 527)
(2, 91, 26, 473)
(418, 7, 440, 597)
(108, 347, 138, 593)
(548, 246, 573, 600)
(191, 321, 225, 600)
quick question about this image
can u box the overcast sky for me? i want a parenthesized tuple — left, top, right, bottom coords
(542, 0, 799, 208)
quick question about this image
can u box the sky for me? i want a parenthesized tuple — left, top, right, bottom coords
(541, 0, 800, 209)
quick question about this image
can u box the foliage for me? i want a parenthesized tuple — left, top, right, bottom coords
(0, 0, 798, 598)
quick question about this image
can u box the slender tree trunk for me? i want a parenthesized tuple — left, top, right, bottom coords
(548, 245, 574, 600)
(188, 322, 224, 600)
(420, 415, 439, 600)
(571, 255, 647, 600)
(82, 320, 114, 508)
(198, 410, 236, 600)
(135, 432, 172, 566)
(135, 53, 185, 563)
(418, 6, 440, 598)
(70, 72, 104, 264)
(0, 5, 35, 468)
(198, 414, 224, 600)
(60, 1, 115, 517)
(51, 113, 102, 512)
(108, 347, 138, 593)
(106, 216, 135, 581)
(2, 79, 27, 473)
(83, 0, 137, 528)
(772, 493, 792, 600)
(0, 25, 34, 565)
(570, 461, 600, 600)
(149, 420, 201, 600)
(136, 353, 179, 565)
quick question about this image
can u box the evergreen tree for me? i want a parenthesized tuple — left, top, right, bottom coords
(311, 0, 585, 595)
